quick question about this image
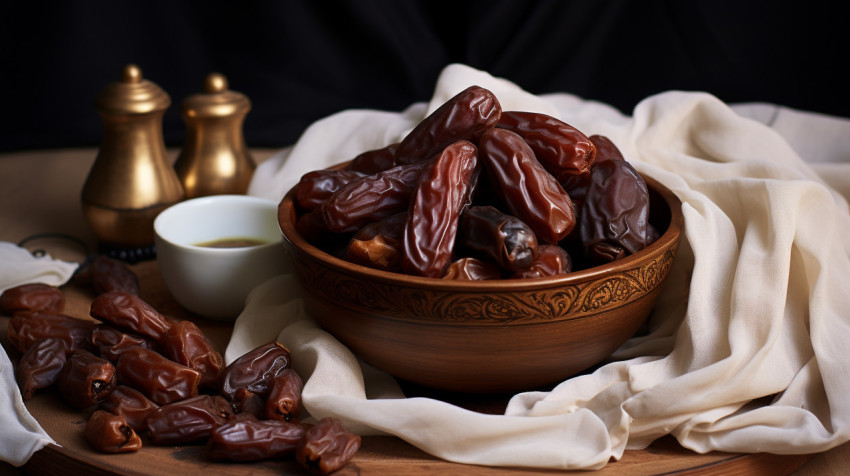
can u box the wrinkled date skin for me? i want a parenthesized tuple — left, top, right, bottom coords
(456, 205, 538, 272)
(295, 169, 365, 211)
(578, 159, 654, 265)
(99, 384, 159, 431)
(145, 394, 233, 445)
(221, 342, 292, 400)
(296, 417, 362, 475)
(496, 111, 596, 183)
(395, 85, 501, 165)
(343, 142, 399, 174)
(321, 161, 427, 233)
(479, 128, 576, 244)
(562, 134, 625, 208)
(90, 325, 153, 362)
(76, 254, 141, 296)
(115, 347, 200, 405)
(401, 140, 479, 278)
(343, 212, 407, 271)
(1, 283, 65, 314)
(17, 337, 68, 400)
(442, 257, 502, 281)
(265, 368, 303, 423)
(90, 291, 172, 341)
(207, 419, 306, 461)
(7, 310, 97, 354)
(161, 320, 225, 389)
(589, 135, 625, 163)
(57, 349, 117, 410)
(511, 244, 572, 279)
(85, 410, 143, 453)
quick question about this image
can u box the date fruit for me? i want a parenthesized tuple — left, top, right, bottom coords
(456, 205, 538, 272)
(85, 410, 143, 453)
(161, 320, 225, 388)
(98, 384, 159, 431)
(442, 257, 502, 280)
(296, 417, 361, 475)
(265, 368, 303, 423)
(207, 418, 306, 461)
(16, 337, 68, 400)
(57, 349, 117, 409)
(296, 169, 365, 211)
(7, 310, 97, 354)
(510, 244, 572, 279)
(145, 394, 233, 445)
(221, 341, 292, 400)
(90, 291, 172, 341)
(115, 347, 201, 405)
(1, 283, 64, 314)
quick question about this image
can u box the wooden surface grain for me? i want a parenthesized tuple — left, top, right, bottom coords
(1, 148, 849, 475)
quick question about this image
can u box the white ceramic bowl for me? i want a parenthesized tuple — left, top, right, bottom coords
(154, 195, 291, 321)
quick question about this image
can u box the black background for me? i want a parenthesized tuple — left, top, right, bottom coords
(1, 0, 848, 153)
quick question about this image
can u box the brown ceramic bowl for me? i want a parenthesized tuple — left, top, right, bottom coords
(278, 172, 683, 393)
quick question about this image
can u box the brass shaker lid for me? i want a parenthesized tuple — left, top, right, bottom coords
(180, 72, 251, 119)
(94, 64, 171, 115)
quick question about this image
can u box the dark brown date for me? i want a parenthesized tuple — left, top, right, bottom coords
(295, 417, 361, 475)
(89, 291, 172, 341)
(98, 385, 159, 431)
(395, 85, 501, 165)
(479, 128, 576, 244)
(496, 111, 595, 183)
(1, 283, 64, 314)
(343, 212, 407, 272)
(265, 368, 303, 423)
(401, 140, 479, 278)
(145, 394, 233, 445)
(295, 207, 335, 243)
(456, 205, 538, 272)
(295, 169, 365, 211)
(160, 320, 225, 388)
(221, 341, 292, 400)
(510, 244, 572, 279)
(75, 254, 141, 296)
(561, 135, 625, 208)
(115, 347, 201, 405)
(56, 349, 117, 409)
(578, 159, 654, 265)
(441, 257, 502, 281)
(7, 310, 97, 354)
(85, 410, 142, 453)
(589, 134, 625, 163)
(16, 337, 68, 400)
(321, 161, 427, 233)
(343, 142, 399, 174)
(231, 388, 266, 419)
(90, 325, 152, 362)
(207, 418, 306, 461)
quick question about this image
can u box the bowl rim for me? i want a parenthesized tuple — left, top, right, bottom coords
(278, 171, 683, 292)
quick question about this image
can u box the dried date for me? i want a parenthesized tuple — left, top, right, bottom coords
(1, 283, 64, 314)
(221, 341, 292, 400)
(115, 347, 200, 405)
(496, 111, 595, 183)
(89, 291, 172, 341)
(295, 417, 361, 475)
(401, 140, 479, 277)
(85, 410, 143, 453)
(265, 368, 303, 423)
(145, 394, 233, 445)
(76, 254, 141, 296)
(479, 128, 576, 244)
(207, 418, 306, 461)
(456, 205, 538, 272)
(16, 337, 68, 400)
(160, 320, 225, 388)
(56, 349, 117, 409)
(7, 310, 97, 354)
(231, 388, 266, 419)
(321, 161, 427, 233)
(395, 85, 501, 165)
(295, 169, 365, 211)
(578, 159, 654, 265)
(90, 325, 152, 362)
(343, 211, 407, 272)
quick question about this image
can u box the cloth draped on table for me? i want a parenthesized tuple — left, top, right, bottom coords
(2, 63, 849, 470)
(238, 64, 850, 469)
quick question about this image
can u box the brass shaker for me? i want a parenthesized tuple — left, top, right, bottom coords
(174, 72, 255, 198)
(81, 64, 184, 261)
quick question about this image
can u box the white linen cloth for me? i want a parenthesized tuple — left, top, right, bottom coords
(237, 64, 850, 469)
(0, 242, 76, 466)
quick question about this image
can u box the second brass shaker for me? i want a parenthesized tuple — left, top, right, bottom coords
(174, 73, 255, 198)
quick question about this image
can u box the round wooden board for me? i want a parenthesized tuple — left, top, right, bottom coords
(3, 260, 814, 475)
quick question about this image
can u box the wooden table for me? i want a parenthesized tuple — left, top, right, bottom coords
(2, 148, 849, 475)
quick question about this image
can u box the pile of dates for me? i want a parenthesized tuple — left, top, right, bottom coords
(294, 85, 659, 279)
(2, 255, 359, 475)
